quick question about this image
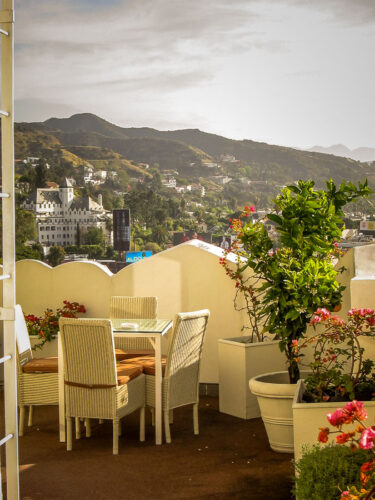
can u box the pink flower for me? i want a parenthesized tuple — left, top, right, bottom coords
(291, 340, 298, 346)
(340, 492, 351, 499)
(310, 315, 322, 324)
(327, 408, 349, 427)
(359, 427, 375, 450)
(344, 401, 368, 421)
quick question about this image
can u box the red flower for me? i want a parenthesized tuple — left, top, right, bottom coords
(336, 432, 355, 444)
(318, 427, 330, 443)
(344, 401, 368, 422)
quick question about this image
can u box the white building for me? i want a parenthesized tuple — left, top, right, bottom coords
(23, 178, 111, 248)
(191, 184, 206, 197)
(162, 177, 177, 189)
(210, 175, 232, 185)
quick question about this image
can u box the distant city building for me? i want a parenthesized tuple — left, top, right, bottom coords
(22, 178, 111, 248)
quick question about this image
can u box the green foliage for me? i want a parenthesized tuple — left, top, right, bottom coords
(47, 246, 65, 266)
(235, 179, 372, 382)
(65, 244, 106, 259)
(144, 242, 162, 253)
(293, 444, 370, 500)
(84, 227, 105, 246)
(16, 243, 43, 261)
(16, 208, 37, 244)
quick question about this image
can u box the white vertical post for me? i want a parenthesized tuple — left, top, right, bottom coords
(1, 0, 19, 497)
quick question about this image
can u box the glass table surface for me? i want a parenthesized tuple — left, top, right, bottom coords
(112, 318, 172, 334)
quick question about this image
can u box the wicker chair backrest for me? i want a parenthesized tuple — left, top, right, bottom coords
(109, 296, 157, 320)
(164, 310, 210, 407)
(59, 318, 117, 387)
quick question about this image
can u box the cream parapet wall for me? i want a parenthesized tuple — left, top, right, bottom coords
(1, 240, 369, 384)
(10, 240, 247, 383)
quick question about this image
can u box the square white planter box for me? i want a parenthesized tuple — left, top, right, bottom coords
(29, 336, 58, 358)
(293, 379, 375, 462)
(218, 336, 285, 419)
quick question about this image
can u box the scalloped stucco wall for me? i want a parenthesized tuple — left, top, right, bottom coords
(9, 241, 247, 383)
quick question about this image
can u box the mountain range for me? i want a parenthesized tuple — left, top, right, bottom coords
(308, 144, 375, 163)
(14, 113, 375, 187)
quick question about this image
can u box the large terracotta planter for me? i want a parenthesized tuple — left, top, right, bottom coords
(249, 371, 309, 453)
(293, 379, 375, 461)
(218, 337, 285, 419)
(29, 335, 58, 358)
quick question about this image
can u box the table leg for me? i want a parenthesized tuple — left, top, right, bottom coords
(58, 333, 65, 442)
(154, 335, 162, 445)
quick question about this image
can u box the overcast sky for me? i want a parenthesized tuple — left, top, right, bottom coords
(14, 0, 375, 149)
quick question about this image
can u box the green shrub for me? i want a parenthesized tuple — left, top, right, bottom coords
(293, 444, 370, 499)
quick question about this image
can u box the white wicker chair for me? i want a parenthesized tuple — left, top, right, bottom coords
(15, 304, 58, 436)
(110, 296, 157, 352)
(142, 309, 210, 443)
(59, 317, 146, 455)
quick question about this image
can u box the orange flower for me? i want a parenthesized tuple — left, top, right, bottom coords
(318, 427, 330, 443)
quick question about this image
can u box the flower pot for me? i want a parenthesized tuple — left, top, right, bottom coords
(249, 371, 310, 453)
(218, 337, 285, 419)
(29, 335, 58, 358)
(292, 379, 375, 462)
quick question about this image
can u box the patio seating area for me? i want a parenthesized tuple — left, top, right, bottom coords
(1, 394, 294, 499)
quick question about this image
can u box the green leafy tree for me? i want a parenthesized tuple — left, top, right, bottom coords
(144, 242, 162, 253)
(151, 225, 169, 246)
(35, 159, 48, 188)
(85, 227, 105, 246)
(47, 246, 65, 267)
(223, 179, 372, 384)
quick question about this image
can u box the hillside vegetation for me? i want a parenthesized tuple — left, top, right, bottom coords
(15, 113, 374, 188)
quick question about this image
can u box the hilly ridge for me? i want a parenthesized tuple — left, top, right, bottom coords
(15, 113, 375, 187)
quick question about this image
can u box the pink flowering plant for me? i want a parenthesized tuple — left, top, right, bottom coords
(220, 179, 371, 383)
(294, 308, 375, 402)
(318, 401, 375, 499)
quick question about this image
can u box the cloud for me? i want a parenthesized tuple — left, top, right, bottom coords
(267, 0, 375, 26)
(14, 0, 287, 111)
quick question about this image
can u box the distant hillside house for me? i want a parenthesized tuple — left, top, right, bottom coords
(210, 175, 232, 185)
(220, 154, 237, 163)
(162, 177, 177, 189)
(190, 184, 206, 197)
(22, 178, 111, 248)
(202, 162, 219, 168)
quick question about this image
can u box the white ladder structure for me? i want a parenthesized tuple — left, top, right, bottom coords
(0, 0, 19, 498)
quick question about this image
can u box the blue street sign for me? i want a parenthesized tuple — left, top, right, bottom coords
(125, 251, 153, 263)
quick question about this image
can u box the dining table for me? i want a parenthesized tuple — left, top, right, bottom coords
(58, 318, 173, 445)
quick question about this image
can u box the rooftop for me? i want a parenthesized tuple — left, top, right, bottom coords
(2, 395, 293, 499)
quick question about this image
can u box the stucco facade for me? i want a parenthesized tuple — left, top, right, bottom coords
(22, 178, 110, 247)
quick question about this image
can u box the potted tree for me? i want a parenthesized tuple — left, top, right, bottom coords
(218, 208, 285, 419)
(221, 178, 371, 452)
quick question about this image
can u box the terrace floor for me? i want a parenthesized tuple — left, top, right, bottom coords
(2, 396, 294, 499)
